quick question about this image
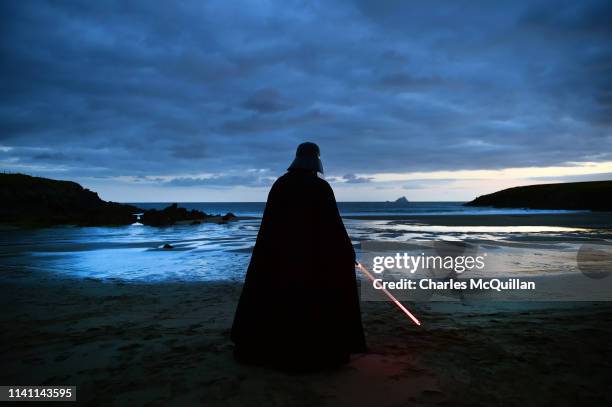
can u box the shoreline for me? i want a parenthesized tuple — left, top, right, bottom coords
(3, 212, 612, 230)
(345, 212, 612, 228)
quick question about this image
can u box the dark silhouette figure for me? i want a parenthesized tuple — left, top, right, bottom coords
(231, 142, 366, 372)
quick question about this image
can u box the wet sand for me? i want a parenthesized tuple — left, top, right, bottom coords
(346, 212, 612, 228)
(2, 270, 612, 406)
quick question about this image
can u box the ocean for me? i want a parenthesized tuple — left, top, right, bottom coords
(0, 202, 605, 284)
(130, 201, 581, 218)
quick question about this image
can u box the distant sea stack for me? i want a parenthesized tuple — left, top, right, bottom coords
(465, 181, 612, 211)
(387, 196, 410, 205)
(0, 173, 237, 227)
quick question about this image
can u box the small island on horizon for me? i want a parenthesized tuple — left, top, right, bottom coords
(387, 196, 410, 205)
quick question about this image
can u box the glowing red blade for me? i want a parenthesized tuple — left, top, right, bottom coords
(357, 262, 421, 326)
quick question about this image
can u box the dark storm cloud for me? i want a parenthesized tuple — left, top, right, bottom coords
(1, 0, 611, 185)
(165, 174, 275, 188)
(378, 73, 442, 91)
(242, 88, 293, 114)
(342, 173, 372, 183)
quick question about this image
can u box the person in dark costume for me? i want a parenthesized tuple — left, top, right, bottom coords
(231, 142, 367, 372)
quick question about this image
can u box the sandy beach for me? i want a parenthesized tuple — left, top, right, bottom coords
(346, 212, 612, 228)
(2, 268, 612, 406)
(1, 210, 612, 405)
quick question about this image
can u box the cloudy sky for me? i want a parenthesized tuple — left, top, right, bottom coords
(1, 0, 611, 201)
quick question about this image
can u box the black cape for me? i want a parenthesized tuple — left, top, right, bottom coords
(231, 169, 366, 371)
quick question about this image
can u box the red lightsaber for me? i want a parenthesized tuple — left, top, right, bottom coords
(356, 262, 421, 326)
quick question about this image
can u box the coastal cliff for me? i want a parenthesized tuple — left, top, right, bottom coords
(465, 180, 612, 211)
(0, 173, 235, 227)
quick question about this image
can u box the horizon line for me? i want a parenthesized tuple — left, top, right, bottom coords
(120, 200, 469, 204)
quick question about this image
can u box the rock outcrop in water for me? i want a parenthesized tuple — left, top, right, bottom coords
(141, 203, 213, 226)
(0, 173, 239, 227)
(465, 180, 612, 211)
(386, 196, 409, 205)
(393, 196, 409, 204)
